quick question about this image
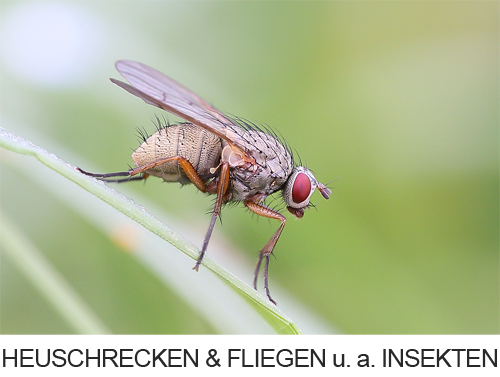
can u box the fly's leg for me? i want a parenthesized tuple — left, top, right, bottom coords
(244, 201, 287, 305)
(110, 174, 149, 183)
(77, 167, 149, 183)
(193, 161, 230, 271)
(78, 156, 207, 192)
(130, 156, 208, 192)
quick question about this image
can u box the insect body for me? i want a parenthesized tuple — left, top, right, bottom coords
(78, 60, 331, 304)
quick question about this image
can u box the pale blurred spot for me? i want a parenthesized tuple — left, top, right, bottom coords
(108, 223, 140, 253)
(1, 1, 104, 88)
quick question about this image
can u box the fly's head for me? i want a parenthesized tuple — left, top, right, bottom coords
(283, 166, 331, 218)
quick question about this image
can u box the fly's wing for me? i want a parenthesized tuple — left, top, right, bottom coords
(111, 60, 250, 158)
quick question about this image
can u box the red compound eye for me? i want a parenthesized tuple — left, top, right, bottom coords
(292, 173, 311, 204)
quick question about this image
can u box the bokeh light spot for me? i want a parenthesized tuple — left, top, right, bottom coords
(1, 2, 104, 88)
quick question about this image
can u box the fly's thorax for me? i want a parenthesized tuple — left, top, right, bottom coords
(228, 129, 294, 202)
(243, 130, 293, 179)
(131, 123, 222, 184)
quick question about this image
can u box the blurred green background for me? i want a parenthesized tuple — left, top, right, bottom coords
(1, 1, 498, 334)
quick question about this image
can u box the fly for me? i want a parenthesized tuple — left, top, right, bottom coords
(78, 60, 331, 304)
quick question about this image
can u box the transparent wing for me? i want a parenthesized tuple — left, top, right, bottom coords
(111, 60, 249, 155)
